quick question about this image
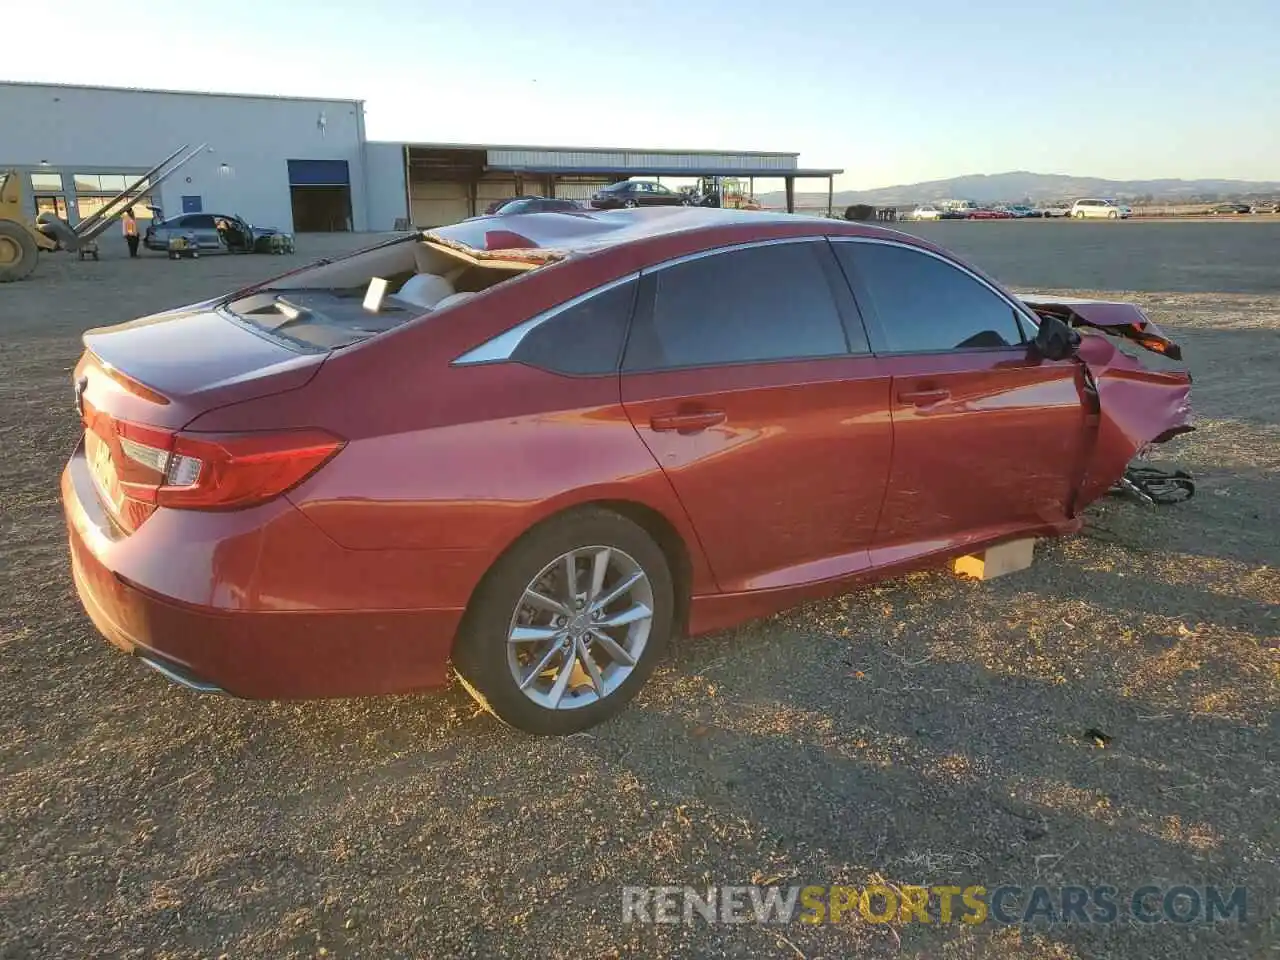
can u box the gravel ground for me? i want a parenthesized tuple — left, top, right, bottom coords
(1, 231, 1276, 959)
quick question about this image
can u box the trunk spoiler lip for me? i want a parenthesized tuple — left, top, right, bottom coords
(1019, 295, 1183, 361)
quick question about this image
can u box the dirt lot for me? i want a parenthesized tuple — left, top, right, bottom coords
(1, 229, 1276, 959)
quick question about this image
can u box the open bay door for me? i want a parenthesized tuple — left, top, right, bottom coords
(288, 160, 351, 232)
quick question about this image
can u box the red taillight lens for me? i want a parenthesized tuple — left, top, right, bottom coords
(156, 429, 345, 510)
(87, 416, 345, 519)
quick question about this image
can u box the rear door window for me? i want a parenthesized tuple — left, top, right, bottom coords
(834, 241, 1025, 353)
(623, 240, 862, 371)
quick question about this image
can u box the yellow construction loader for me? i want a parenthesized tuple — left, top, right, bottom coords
(0, 144, 206, 282)
(0, 170, 57, 282)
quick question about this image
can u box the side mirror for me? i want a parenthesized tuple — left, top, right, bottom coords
(1033, 313, 1081, 361)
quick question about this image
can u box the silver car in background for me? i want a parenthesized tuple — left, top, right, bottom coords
(907, 204, 943, 220)
(143, 212, 287, 253)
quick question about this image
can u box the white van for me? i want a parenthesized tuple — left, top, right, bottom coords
(1070, 198, 1132, 219)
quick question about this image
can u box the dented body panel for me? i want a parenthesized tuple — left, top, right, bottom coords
(1021, 295, 1184, 361)
(1021, 296, 1194, 512)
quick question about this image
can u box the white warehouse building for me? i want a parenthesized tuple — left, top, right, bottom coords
(0, 81, 841, 236)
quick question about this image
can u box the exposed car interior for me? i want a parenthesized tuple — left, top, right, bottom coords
(221, 236, 547, 350)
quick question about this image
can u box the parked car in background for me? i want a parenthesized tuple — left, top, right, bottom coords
(907, 204, 943, 220)
(1211, 203, 1252, 215)
(144, 213, 286, 253)
(1001, 205, 1040, 218)
(1038, 202, 1072, 218)
(484, 195, 540, 214)
(940, 201, 978, 219)
(966, 208, 1014, 220)
(486, 197, 583, 216)
(1250, 201, 1279, 214)
(61, 207, 1194, 735)
(1069, 199, 1132, 220)
(590, 181, 691, 209)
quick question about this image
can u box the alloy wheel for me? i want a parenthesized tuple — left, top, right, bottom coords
(506, 545, 654, 711)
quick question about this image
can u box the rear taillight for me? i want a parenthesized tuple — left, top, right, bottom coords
(101, 418, 345, 516)
(157, 430, 345, 510)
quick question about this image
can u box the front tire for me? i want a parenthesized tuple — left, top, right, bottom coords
(623, 199, 638, 209)
(453, 508, 675, 735)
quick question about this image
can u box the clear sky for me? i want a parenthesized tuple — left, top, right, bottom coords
(5, 0, 1277, 190)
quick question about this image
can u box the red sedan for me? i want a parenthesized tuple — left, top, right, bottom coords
(61, 208, 1193, 734)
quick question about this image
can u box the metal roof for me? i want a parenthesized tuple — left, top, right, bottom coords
(0, 79, 363, 105)
(487, 164, 842, 178)
(386, 140, 801, 159)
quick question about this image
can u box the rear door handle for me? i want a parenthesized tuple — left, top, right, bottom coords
(649, 410, 726, 433)
(898, 388, 950, 405)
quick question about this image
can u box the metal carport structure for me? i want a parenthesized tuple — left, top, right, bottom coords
(396, 142, 842, 226)
(486, 163, 845, 216)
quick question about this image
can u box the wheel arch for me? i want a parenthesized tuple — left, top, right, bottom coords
(454, 498, 696, 649)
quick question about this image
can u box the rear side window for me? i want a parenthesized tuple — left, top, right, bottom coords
(511, 278, 637, 376)
(835, 242, 1024, 353)
(624, 241, 853, 371)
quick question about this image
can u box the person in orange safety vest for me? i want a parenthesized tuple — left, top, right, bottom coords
(122, 207, 140, 258)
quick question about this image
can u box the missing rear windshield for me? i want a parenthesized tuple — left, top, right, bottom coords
(222, 237, 547, 351)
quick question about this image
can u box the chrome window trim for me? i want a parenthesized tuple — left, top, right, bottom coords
(451, 237, 829, 366)
(641, 235, 825, 275)
(452, 271, 640, 365)
(827, 235, 1043, 335)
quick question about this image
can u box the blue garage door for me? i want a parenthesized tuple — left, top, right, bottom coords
(287, 159, 350, 186)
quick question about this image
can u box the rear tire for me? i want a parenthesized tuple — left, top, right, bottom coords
(453, 507, 675, 735)
(623, 199, 638, 209)
(0, 221, 39, 283)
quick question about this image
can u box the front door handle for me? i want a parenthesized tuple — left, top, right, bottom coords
(650, 410, 726, 433)
(898, 388, 950, 406)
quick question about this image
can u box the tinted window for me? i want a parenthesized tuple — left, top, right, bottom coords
(186, 214, 216, 228)
(624, 241, 852, 371)
(512, 278, 637, 376)
(837, 242, 1024, 353)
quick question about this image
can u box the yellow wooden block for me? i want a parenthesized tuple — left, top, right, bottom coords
(952, 538, 1036, 580)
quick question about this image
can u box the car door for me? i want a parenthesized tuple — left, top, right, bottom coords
(619, 237, 894, 594)
(650, 184, 679, 206)
(182, 214, 219, 248)
(830, 238, 1088, 563)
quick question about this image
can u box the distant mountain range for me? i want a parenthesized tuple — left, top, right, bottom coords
(758, 171, 1280, 208)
